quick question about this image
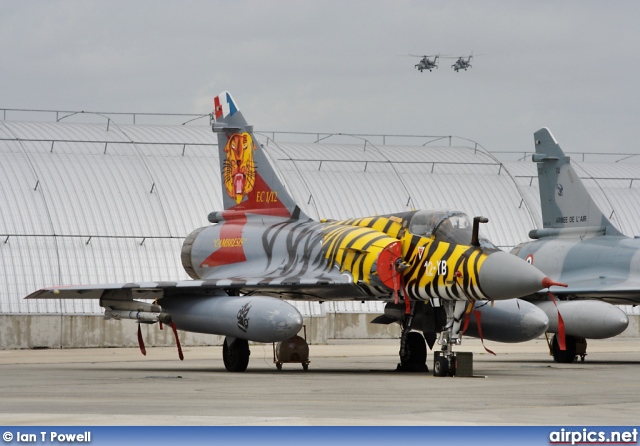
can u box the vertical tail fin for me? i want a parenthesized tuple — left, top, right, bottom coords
(211, 91, 308, 220)
(532, 128, 621, 235)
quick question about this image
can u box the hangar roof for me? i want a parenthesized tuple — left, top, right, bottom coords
(2, 116, 640, 316)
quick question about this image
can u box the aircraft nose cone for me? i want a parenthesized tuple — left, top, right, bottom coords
(478, 251, 548, 300)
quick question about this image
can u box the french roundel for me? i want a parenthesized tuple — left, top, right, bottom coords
(525, 254, 534, 265)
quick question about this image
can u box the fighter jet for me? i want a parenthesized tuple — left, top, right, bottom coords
(511, 128, 631, 362)
(26, 92, 562, 376)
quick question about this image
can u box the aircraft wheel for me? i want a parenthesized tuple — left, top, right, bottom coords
(223, 338, 250, 372)
(400, 332, 428, 372)
(398, 332, 427, 372)
(434, 356, 449, 377)
(552, 334, 577, 363)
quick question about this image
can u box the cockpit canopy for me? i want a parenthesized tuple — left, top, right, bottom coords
(408, 210, 493, 247)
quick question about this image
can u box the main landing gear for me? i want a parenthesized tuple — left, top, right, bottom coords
(397, 302, 428, 372)
(397, 331, 428, 372)
(550, 334, 587, 363)
(223, 337, 250, 372)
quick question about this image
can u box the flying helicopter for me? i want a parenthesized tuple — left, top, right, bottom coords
(410, 54, 439, 72)
(451, 54, 473, 72)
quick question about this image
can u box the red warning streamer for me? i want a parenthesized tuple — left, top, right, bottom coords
(541, 277, 568, 351)
(548, 291, 566, 351)
(171, 321, 185, 361)
(137, 323, 146, 356)
(473, 309, 496, 356)
(402, 274, 411, 315)
(461, 302, 473, 333)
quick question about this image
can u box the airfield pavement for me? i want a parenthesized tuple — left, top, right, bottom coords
(0, 337, 639, 426)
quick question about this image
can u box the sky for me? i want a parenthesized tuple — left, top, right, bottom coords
(1, 1, 639, 157)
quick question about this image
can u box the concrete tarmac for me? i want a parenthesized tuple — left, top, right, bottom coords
(1, 337, 639, 426)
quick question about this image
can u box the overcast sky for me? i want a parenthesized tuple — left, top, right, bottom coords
(1, 1, 639, 156)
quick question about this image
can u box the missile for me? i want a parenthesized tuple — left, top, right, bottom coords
(533, 300, 629, 339)
(161, 294, 303, 343)
(104, 309, 171, 324)
(463, 299, 549, 343)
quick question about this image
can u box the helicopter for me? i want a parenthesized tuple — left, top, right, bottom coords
(411, 54, 439, 72)
(451, 54, 473, 72)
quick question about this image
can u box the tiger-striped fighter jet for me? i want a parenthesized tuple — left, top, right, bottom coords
(26, 92, 562, 376)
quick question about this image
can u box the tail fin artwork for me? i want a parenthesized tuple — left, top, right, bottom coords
(211, 91, 307, 220)
(532, 128, 621, 236)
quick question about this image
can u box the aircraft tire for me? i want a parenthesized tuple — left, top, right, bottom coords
(434, 356, 448, 377)
(403, 332, 428, 372)
(552, 334, 577, 364)
(223, 338, 250, 372)
(398, 332, 428, 372)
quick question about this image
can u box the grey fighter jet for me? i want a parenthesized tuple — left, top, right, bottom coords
(26, 92, 561, 376)
(511, 128, 631, 362)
